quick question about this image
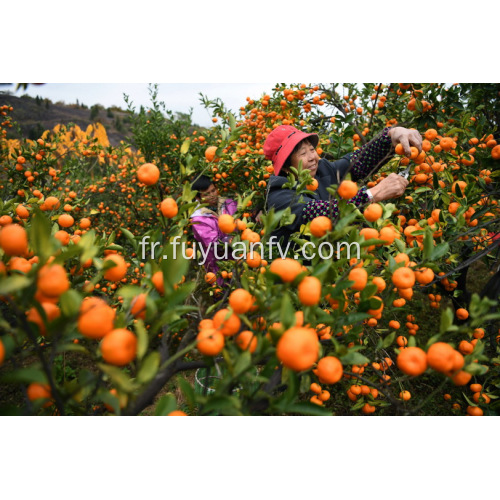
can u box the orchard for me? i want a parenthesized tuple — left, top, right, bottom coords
(0, 83, 499, 416)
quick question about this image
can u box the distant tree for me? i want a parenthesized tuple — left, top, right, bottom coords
(35, 95, 42, 106)
(28, 122, 46, 141)
(90, 105, 100, 121)
(45, 99, 50, 109)
(107, 107, 114, 118)
(114, 116, 124, 133)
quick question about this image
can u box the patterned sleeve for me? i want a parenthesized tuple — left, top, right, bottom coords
(349, 127, 393, 181)
(302, 187, 371, 222)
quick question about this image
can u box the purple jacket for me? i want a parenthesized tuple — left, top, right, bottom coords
(191, 198, 237, 283)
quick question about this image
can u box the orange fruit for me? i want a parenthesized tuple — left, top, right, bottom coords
(101, 328, 137, 366)
(130, 293, 147, 319)
(79, 218, 91, 229)
(26, 302, 61, 336)
(27, 383, 52, 407)
(372, 276, 386, 293)
(205, 146, 218, 162)
(160, 198, 178, 218)
(212, 308, 241, 336)
(348, 267, 368, 291)
(197, 328, 224, 356)
(392, 267, 415, 289)
(269, 258, 303, 283)
(298, 276, 322, 306)
(0, 339, 4, 365)
(306, 178, 319, 191)
(363, 203, 383, 222)
(456, 308, 469, 320)
(309, 216, 332, 237)
(276, 327, 319, 372)
(205, 272, 217, 284)
(58, 213, 74, 228)
(337, 180, 358, 199)
(137, 163, 160, 185)
(78, 297, 115, 339)
(424, 129, 438, 141)
(218, 214, 236, 234)
(399, 390, 411, 401)
(414, 267, 434, 285)
(42, 196, 61, 211)
(151, 271, 164, 295)
(103, 254, 127, 282)
(426, 342, 460, 374)
(452, 370, 472, 386)
(235, 330, 258, 353)
(452, 180, 467, 195)
(0, 224, 28, 256)
(310, 382, 322, 394)
(470, 383, 482, 392)
(316, 356, 343, 384)
(466, 406, 483, 416)
(229, 288, 254, 314)
(37, 264, 70, 297)
(397, 346, 427, 376)
(491, 144, 500, 160)
(168, 410, 188, 416)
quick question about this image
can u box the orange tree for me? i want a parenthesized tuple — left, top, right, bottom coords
(0, 84, 499, 416)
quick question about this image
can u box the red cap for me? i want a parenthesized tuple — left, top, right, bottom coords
(263, 125, 319, 175)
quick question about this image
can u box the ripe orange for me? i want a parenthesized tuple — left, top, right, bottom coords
(27, 383, 52, 407)
(205, 146, 218, 162)
(78, 297, 115, 339)
(456, 308, 469, 320)
(197, 328, 225, 356)
(79, 218, 91, 229)
(0, 224, 28, 256)
(269, 258, 303, 283)
(218, 214, 236, 234)
(130, 293, 147, 319)
(470, 383, 482, 393)
(414, 267, 434, 285)
(452, 370, 472, 386)
(26, 303, 61, 335)
(37, 264, 70, 297)
(306, 178, 319, 191)
(101, 328, 137, 366)
(58, 213, 74, 228)
(298, 276, 322, 306)
(205, 272, 217, 284)
(392, 267, 415, 289)
(160, 198, 178, 218)
(103, 254, 127, 282)
(399, 390, 411, 401)
(42, 196, 61, 211)
(212, 308, 241, 336)
(168, 410, 188, 416)
(492, 144, 500, 160)
(235, 330, 258, 353)
(397, 346, 427, 376)
(372, 276, 386, 292)
(276, 327, 319, 372)
(348, 267, 368, 291)
(337, 180, 358, 199)
(363, 203, 383, 222)
(229, 288, 254, 314)
(316, 356, 343, 384)
(137, 163, 160, 185)
(0, 339, 4, 365)
(310, 382, 322, 394)
(466, 406, 483, 416)
(424, 129, 438, 141)
(426, 342, 460, 374)
(309, 216, 332, 237)
(452, 180, 467, 195)
(151, 271, 164, 295)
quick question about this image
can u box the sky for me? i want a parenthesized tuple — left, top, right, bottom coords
(1, 83, 277, 128)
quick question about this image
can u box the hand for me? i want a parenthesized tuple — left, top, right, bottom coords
(388, 127, 423, 157)
(369, 173, 409, 202)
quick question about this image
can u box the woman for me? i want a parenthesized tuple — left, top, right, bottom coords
(264, 124, 422, 242)
(190, 175, 237, 283)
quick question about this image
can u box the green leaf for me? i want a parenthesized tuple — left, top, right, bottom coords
(177, 376, 196, 410)
(136, 319, 148, 361)
(280, 292, 296, 329)
(119, 227, 138, 251)
(341, 351, 370, 365)
(423, 228, 434, 261)
(97, 363, 137, 393)
(430, 242, 449, 261)
(180, 138, 190, 155)
(29, 209, 56, 260)
(440, 308, 454, 334)
(282, 402, 332, 416)
(0, 367, 48, 385)
(0, 275, 31, 296)
(382, 331, 396, 348)
(137, 351, 160, 384)
(59, 289, 82, 317)
(233, 351, 252, 378)
(154, 393, 178, 416)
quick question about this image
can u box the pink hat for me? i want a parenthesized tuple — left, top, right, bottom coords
(263, 125, 319, 175)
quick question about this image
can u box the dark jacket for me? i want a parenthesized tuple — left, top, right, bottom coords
(266, 154, 354, 242)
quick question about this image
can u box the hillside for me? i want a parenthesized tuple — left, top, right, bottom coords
(0, 93, 133, 147)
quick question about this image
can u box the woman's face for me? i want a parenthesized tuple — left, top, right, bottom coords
(199, 184, 219, 205)
(289, 140, 320, 177)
